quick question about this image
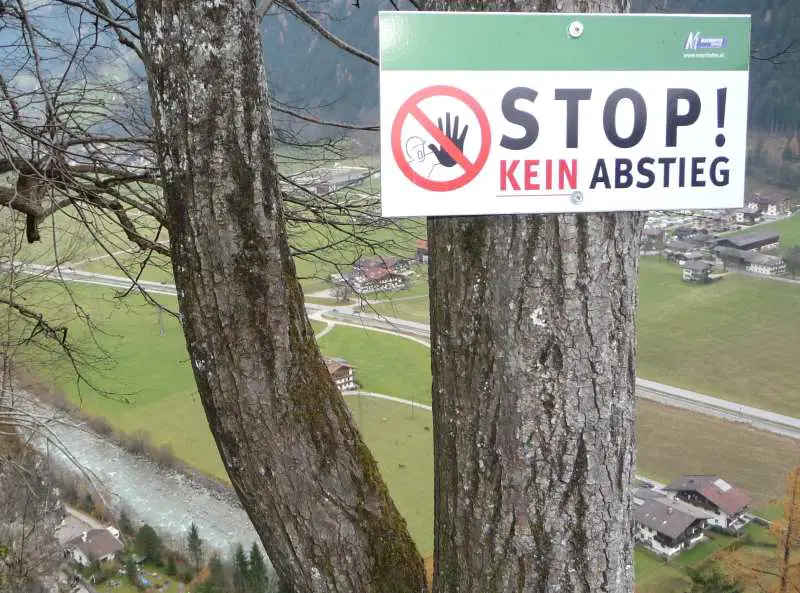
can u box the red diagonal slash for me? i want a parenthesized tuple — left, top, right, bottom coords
(408, 105, 477, 174)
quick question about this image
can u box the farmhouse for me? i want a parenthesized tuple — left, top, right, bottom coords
(324, 357, 356, 392)
(681, 260, 713, 283)
(354, 255, 409, 274)
(351, 266, 408, 293)
(713, 246, 786, 276)
(64, 528, 124, 567)
(743, 252, 787, 276)
(713, 230, 780, 252)
(347, 255, 411, 293)
(664, 475, 752, 530)
(634, 498, 708, 557)
(733, 206, 760, 225)
(663, 240, 706, 262)
(416, 239, 429, 263)
(746, 193, 791, 218)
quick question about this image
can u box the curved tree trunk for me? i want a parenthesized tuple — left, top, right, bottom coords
(422, 2, 642, 593)
(134, 2, 426, 592)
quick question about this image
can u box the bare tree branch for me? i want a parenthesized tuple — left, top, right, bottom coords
(278, 0, 378, 66)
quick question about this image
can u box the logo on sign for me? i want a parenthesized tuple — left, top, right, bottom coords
(684, 32, 728, 51)
(391, 85, 491, 192)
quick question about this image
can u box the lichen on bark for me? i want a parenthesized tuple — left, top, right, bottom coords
(134, 1, 426, 592)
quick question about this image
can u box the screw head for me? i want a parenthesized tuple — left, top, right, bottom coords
(568, 21, 584, 38)
(571, 190, 584, 204)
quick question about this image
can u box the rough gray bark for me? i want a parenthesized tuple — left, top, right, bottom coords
(422, 2, 642, 593)
(133, 2, 426, 592)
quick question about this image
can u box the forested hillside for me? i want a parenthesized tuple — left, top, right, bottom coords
(635, 0, 800, 134)
(266, 0, 799, 138)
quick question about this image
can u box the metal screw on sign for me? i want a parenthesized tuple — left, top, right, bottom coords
(568, 21, 584, 38)
(571, 191, 584, 205)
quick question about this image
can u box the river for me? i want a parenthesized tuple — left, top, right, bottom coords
(24, 395, 261, 557)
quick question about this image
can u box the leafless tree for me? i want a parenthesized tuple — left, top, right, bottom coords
(0, 433, 65, 593)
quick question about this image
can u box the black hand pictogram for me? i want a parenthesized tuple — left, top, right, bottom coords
(428, 113, 468, 168)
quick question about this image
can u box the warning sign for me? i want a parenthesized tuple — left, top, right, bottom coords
(379, 12, 751, 217)
(391, 85, 491, 192)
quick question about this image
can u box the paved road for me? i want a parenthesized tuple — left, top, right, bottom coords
(734, 270, 800, 285)
(14, 263, 800, 440)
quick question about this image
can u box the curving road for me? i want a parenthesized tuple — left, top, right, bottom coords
(12, 262, 800, 440)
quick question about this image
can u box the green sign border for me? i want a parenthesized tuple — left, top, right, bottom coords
(380, 12, 751, 72)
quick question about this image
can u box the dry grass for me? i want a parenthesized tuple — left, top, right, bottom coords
(636, 400, 800, 508)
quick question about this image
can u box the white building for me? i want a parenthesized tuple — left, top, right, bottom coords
(324, 357, 356, 392)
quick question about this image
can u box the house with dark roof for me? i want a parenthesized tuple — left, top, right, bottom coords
(713, 230, 780, 252)
(324, 357, 355, 392)
(713, 246, 786, 276)
(354, 255, 409, 274)
(663, 240, 708, 262)
(681, 260, 713, 283)
(746, 193, 791, 218)
(64, 528, 124, 567)
(634, 497, 709, 557)
(734, 206, 760, 225)
(664, 475, 752, 530)
(642, 227, 666, 251)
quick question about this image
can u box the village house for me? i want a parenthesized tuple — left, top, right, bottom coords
(348, 255, 411, 293)
(324, 357, 356, 392)
(733, 206, 760, 225)
(642, 227, 666, 252)
(713, 245, 787, 276)
(746, 193, 791, 218)
(416, 239, 429, 263)
(351, 266, 408, 293)
(662, 240, 706, 263)
(634, 497, 708, 557)
(681, 260, 713, 283)
(354, 255, 410, 274)
(698, 210, 735, 232)
(742, 251, 787, 276)
(664, 475, 752, 530)
(712, 230, 780, 252)
(64, 528, 124, 567)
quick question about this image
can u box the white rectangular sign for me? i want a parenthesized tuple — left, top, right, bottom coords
(379, 12, 751, 217)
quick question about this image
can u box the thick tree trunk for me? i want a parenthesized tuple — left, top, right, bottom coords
(422, 2, 642, 593)
(134, 2, 426, 592)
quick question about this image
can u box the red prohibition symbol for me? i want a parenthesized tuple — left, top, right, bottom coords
(391, 85, 491, 192)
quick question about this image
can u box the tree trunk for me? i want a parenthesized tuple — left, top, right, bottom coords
(422, 2, 642, 593)
(134, 2, 426, 592)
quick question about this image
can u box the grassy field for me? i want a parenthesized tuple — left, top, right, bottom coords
(636, 400, 799, 507)
(9, 268, 800, 563)
(634, 548, 692, 593)
(637, 257, 800, 417)
(27, 203, 800, 417)
(373, 256, 800, 417)
(318, 325, 432, 404)
(369, 296, 431, 324)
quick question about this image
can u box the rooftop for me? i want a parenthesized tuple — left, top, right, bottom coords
(683, 260, 713, 272)
(748, 193, 790, 206)
(66, 528, 124, 560)
(665, 475, 752, 516)
(324, 357, 352, 375)
(634, 498, 700, 540)
(714, 230, 780, 250)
